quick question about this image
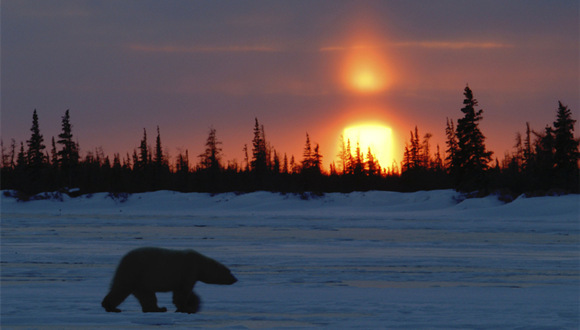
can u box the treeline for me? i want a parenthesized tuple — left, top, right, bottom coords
(1, 86, 578, 199)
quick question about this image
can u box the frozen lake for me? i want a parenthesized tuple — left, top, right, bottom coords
(1, 190, 579, 328)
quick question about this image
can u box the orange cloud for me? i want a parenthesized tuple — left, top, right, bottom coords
(320, 41, 512, 52)
(128, 44, 279, 53)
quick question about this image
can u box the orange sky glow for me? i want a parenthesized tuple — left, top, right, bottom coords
(2, 1, 578, 174)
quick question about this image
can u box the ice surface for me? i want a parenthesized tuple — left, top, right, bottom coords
(1, 190, 579, 328)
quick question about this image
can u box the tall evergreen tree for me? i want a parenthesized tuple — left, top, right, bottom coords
(445, 117, 458, 171)
(337, 134, 348, 175)
(290, 155, 296, 174)
(434, 145, 443, 170)
(242, 144, 250, 172)
(198, 127, 222, 172)
(553, 101, 579, 172)
(138, 128, 148, 168)
(302, 133, 313, 171)
(251, 118, 267, 174)
(402, 144, 410, 172)
(50, 137, 58, 167)
(452, 86, 493, 191)
(154, 126, 165, 167)
(272, 150, 281, 174)
(16, 142, 27, 169)
(312, 144, 322, 174)
(403, 126, 423, 171)
(534, 126, 555, 184)
(282, 153, 289, 174)
(366, 147, 379, 176)
(27, 109, 46, 169)
(176, 149, 190, 173)
(523, 122, 533, 169)
(345, 139, 354, 174)
(0, 139, 14, 169)
(410, 126, 420, 169)
(353, 141, 364, 175)
(57, 110, 79, 169)
(422, 133, 432, 168)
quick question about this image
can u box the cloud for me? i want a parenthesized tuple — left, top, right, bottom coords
(320, 41, 513, 52)
(8, 1, 90, 18)
(393, 41, 513, 49)
(128, 44, 279, 53)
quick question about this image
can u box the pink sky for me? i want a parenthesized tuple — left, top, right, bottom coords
(2, 1, 578, 170)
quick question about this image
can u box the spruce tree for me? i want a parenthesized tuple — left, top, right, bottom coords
(452, 86, 493, 191)
(282, 153, 289, 174)
(57, 110, 79, 169)
(353, 141, 364, 175)
(345, 139, 354, 174)
(272, 150, 281, 174)
(445, 117, 458, 171)
(27, 110, 46, 169)
(534, 126, 555, 187)
(198, 127, 222, 172)
(523, 122, 533, 169)
(138, 128, 148, 168)
(337, 135, 348, 175)
(302, 133, 313, 171)
(154, 126, 165, 167)
(312, 144, 322, 174)
(422, 133, 432, 169)
(366, 147, 379, 176)
(553, 101, 579, 172)
(410, 126, 420, 169)
(50, 137, 58, 167)
(16, 142, 27, 169)
(251, 118, 267, 175)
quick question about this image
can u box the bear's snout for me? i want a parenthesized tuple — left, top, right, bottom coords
(226, 274, 237, 285)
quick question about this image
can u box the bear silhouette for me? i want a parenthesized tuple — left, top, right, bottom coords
(101, 247, 237, 313)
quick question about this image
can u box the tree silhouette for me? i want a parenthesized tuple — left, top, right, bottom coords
(337, 134, 348, 175)
(138, 128, 148, 169)
(57, 110, 79, 188)
(366, 147, 379, 176)
(301, 133, 313, 171)
(452, 85, 493, 192)
(445, 117, 458, 171)
(251, 118, 267, 175)
(3, 100, 578, 196)
(523, 122, 533, 170)
(312, 144, 322, 174)
(27, 110, 46, 169)
(154, 126, 165, 168)
(553, 101, 579, 172)
(57, 110, 79, 169)
(198, 127, 222, 172)
(524, 125, 554, 192)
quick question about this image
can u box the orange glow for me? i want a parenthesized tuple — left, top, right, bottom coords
(341, 123, 394, 170)
(344, 47, 390, 93)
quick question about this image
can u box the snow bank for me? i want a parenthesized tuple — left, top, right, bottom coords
(3, 189, 578, 222)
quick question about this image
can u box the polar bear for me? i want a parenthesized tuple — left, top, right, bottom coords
(101, 247, 237, 313)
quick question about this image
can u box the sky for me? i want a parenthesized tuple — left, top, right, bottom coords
(2, 0, 578, 170)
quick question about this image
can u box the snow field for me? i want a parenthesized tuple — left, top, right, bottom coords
(1, 190, 579, 328)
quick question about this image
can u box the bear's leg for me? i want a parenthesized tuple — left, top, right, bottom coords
(174, 290, 200, 314)
(133, 290, 167, 313)
(186, 291, 201, 313)
(102, 288, 132, 312)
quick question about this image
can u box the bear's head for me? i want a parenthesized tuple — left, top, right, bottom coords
(193, 253, 237, 285)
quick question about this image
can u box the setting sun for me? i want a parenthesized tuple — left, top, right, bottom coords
(343, 48, 390, 93)
(341, 124, 394, 170)
(352, 67, 382, 92)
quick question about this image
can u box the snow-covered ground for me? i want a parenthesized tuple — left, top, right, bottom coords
(1, 190, 579, 329)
